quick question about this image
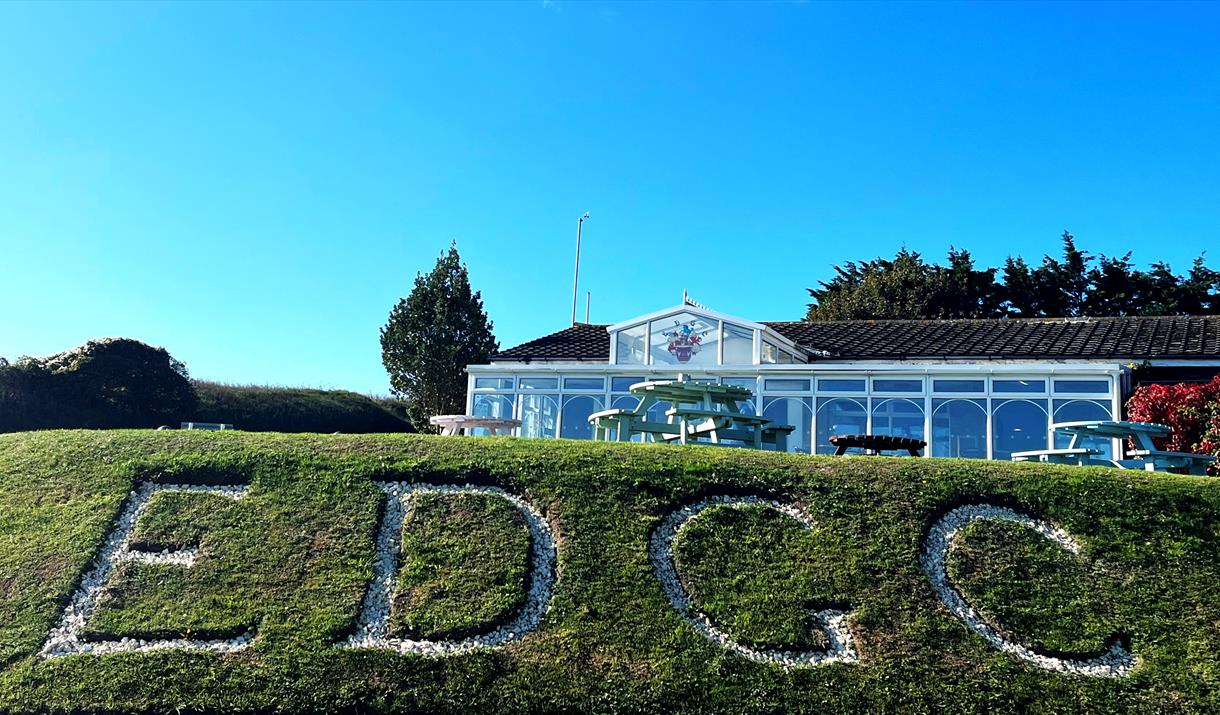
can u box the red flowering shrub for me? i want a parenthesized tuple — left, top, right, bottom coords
(1125, 375, 1220, 474)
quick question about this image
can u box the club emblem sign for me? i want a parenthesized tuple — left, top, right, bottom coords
(664, 320, 711, 363)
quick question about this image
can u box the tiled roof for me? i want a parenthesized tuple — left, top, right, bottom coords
(491, 316, 1220, 362)
(767, 316, 1220, 360)
(494, 324, 612, 361)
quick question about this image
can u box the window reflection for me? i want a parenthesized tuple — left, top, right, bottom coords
(723, 323, 754, 364)
(519, 394, 560, 439)
(992, 399, 1048, 461)
(815, 397, 867, 454)
(763, 397, 813, 453)
(1053, 399, 1113, 458)
(932, 399, 987, 458)
(471, 394, 515, 437)
(615, 324, 647, 365)
(560, 395, 603, 440)
(871, 398, 924, 442)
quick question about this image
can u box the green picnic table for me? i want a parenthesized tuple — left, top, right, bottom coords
(588, 378, 793, 450)
(1012, 420, 1216, 475)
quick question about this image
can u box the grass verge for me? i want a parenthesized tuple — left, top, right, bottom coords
(0, 430, 1218, 713)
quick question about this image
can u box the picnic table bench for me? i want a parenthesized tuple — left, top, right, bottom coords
(1011, 447, 1103, 466)
(828, 434, 925, 456)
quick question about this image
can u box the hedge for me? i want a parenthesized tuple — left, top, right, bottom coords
(189, 381, 412, 433)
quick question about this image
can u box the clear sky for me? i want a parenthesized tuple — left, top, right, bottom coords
(2, 1, 1218, 394)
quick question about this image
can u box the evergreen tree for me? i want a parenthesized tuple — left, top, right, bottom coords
(381, 244, 498, 431)
(807, 232, 1220, 321)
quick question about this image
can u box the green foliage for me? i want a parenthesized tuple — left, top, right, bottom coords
(392, 492, 530, 640)
(806, 231, 1220, 320)
(806, 248, 1003, 322)
(191, 381, 412, 433)
(0, 339, 197, 432)
(381, 244, 498, 431)
(0, 431, 1219, 713)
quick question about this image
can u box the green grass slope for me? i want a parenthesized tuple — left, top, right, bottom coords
(1, 431, 1218, 714)
(190, 381, 412, 433)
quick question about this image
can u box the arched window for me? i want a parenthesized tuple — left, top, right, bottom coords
(931, 399, 987, 459)
(871, 398, 924, 442)
(519, 394, 560, 439)
(1053, 399, 1113, 458)
(560, 395, 604, 440)
(815, 397, 867, 455)
(762, 397, 813, 453)
(471, 394, 515, 436)
(992, 399, 1048, 461)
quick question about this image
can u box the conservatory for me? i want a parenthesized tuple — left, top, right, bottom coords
(465, 303, 1220, 460)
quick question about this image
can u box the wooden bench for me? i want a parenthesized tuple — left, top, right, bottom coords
(829, 434, 925, 456)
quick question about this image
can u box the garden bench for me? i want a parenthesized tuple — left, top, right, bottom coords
(829, 434, 925, 456)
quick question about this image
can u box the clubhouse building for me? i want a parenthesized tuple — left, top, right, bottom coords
(465, 302, 1220, 460)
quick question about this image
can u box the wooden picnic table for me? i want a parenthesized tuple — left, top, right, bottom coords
(589, 378, 792, 450)
(429, 415, 521, 436)
(828, 434, 925, 456)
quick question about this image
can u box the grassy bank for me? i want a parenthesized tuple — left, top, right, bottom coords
(189, 381, 411, 433)
(0, 430, 1218, 713)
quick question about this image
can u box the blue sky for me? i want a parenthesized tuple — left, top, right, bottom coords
(2, 1, 1218, 394)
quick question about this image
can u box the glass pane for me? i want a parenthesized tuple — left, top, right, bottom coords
(761, 341, 779, 364)
(815, 397, 867, 455)
(1053, 399, 1113, 458)
(519, 377, 559, 390)
(723, 323, 754, 365)
(762, 397, 813, 453)
(777, 350, 794, 364)
(560, 395, 603, 440)
(611, 376, 644, 392)
(563, 377, 605, 391)
(650, 312, 718, 366)
(993, 379, 1046, 394)
(871, 398, 924, 442)
(519, 394, 559, 438)
(722, 377, 757, 390)
(872, 378, 922, 393)
(992, 399, 1048, 461)
(615, 324, 647, 365)
(817, 378, 866, 393)
(933, 379, 985, 393)
(932, 399, 987, 459)
(474, 377, 513, 390)
(470, 394, 515, 436)
(1054, 379, 1110, 394)
(764, 378, 811, 392)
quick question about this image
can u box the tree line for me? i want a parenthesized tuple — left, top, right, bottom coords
(806, 232, 1220, 321)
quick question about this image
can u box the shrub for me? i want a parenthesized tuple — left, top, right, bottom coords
(0, 339, 196, 432)
(1125, 375, 1220, 474)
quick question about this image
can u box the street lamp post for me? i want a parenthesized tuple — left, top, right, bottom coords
(571, 212, 590, 325)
